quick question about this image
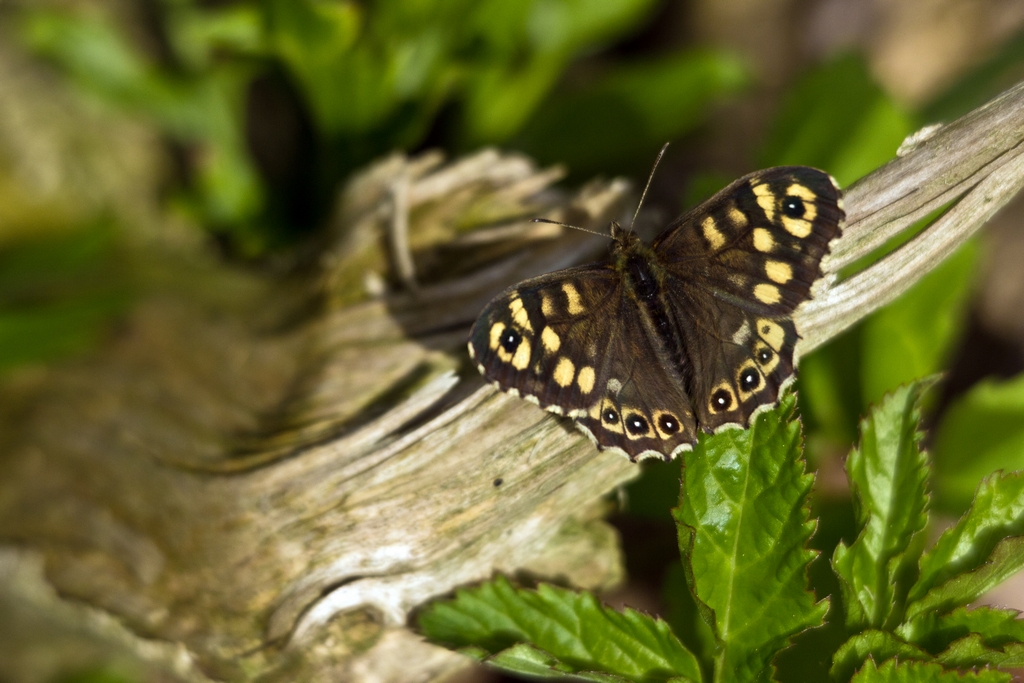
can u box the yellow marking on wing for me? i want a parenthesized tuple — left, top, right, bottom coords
(541, 294, 555, 317)
(782, 216, 812, 238)
(541, 326, 561, 353)
(753, 228, 774, 252)
(728, 206, 748, 227)
(765, 260, 793, 284)
(752, 183, 776, 221)
(757, 319, 786, 351)
(702, 216, 726, 250)
(786, 183, 817, 201)
(562, 283, 585, 315)
(577, 366, 595, 394)
(489, 322, 506, 351)
(511, 339, 531, 369)
(509, 297, 533, 332)
(754, 283, 782, 304)
(554, 357, 575, 387)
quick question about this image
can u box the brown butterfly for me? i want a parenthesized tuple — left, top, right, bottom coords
(468, 160, 844, 461)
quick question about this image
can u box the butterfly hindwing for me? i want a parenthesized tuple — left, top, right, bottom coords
(571, 297, 698, 460)
(468, 266, 699, 460)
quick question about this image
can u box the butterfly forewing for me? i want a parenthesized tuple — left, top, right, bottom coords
(655, 167, 843, 315)
(469, 165, 843, 459)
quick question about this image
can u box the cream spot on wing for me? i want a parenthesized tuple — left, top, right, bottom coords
(732, 319, 751, 345)
(782, 216, 812, 238)
(489, 322, 506, 351)
(541, 326, 561, 353)
(541, 293, 556, 317)
(754, 283, 782, 304)
(728, 206, 748, 227)
(554, 357, 575, 387)
(757, 319, 786, 351)
(607, 378, 622, 395)
(753, 228, 774, 252)
(577, 366, 595, 394)
(786, 183, 816, 201)
(509, 297, 533, 332)
(752, 183, 776, 221)
(562, 283, 585, 315)
(765, 260, 793, 284)
(512, 340, 531, 370)
(702, 216, 726, 250)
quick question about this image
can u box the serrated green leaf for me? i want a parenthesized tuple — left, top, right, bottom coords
(831, 630, 932, 683)
(906, 536, 1024, 621)
(935, 634, 1024, 670)
(674, 392, 826, 683)
(932, 374, 1024, 513)
(418, 576, 701, 682)
(484, 643, 629, 681)
(850, 658, 1011, 683)
(832, 381, 933, 630)
(906, 472, 1024, 617)
(900, 606, 1024, 653)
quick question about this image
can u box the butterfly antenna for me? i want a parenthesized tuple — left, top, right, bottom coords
(630, 142, 670, 229)
(530, 217, 612, 239)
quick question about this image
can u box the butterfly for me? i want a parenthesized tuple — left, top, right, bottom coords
(467, 163, 844, 461)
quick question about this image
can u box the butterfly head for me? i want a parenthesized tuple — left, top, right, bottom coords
(609, 220, 642, 255)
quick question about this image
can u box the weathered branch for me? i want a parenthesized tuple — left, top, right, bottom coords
(2, 82, 1023, 683)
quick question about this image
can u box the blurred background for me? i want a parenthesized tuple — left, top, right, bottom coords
(4, 0, 1024, 681)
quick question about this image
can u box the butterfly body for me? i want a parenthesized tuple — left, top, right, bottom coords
(468, 167, 844, 461)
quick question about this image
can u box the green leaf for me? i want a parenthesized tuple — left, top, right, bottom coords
(932, 374, 1024, 512)
(480, 643, 629, 681)
(905, 536, 1024, 622)
(906, 472, 1024, 617)
(902, 606, 1024, 653)
(832, 380, 933, 630)
(417, 576, 701, 682)
(674, 392, 826, 683)
(830, 630, 931, 683)
(850, 658, 1011, 683)
(859, 243, 977, 408)
(935, 635, 1024, 670)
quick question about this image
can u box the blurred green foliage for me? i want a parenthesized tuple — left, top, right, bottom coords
(0, 220, 131, 373)
(19, 0, 744, 251)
